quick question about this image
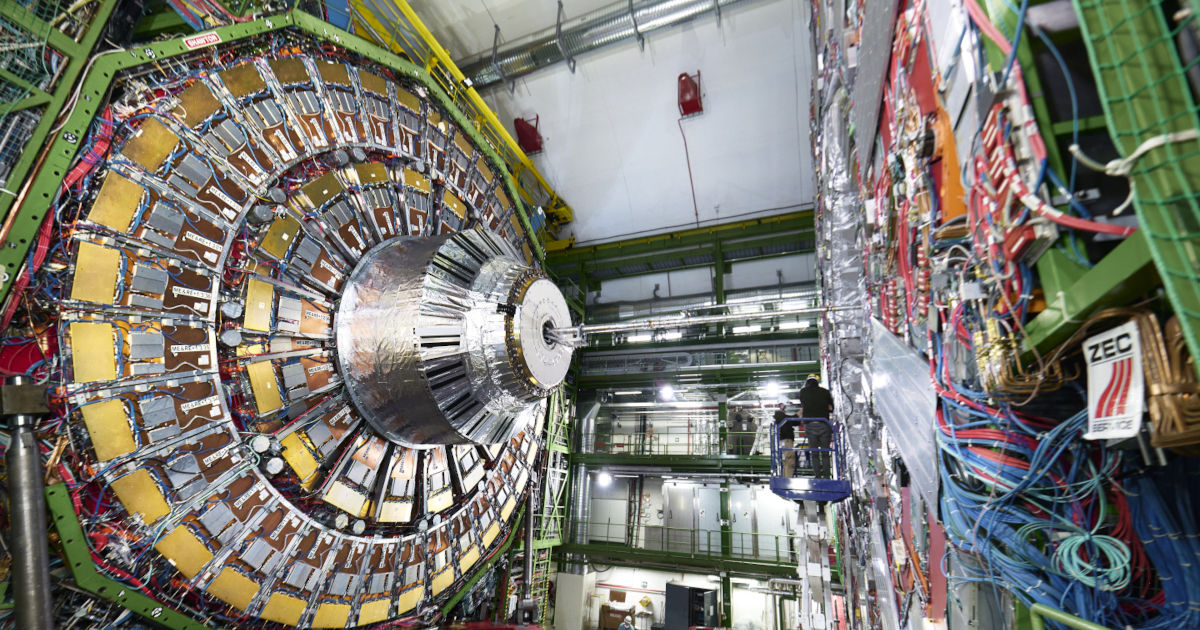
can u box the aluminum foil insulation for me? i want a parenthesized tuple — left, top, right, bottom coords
(336, 229, 572, 447)
(816, 83, 874, 489)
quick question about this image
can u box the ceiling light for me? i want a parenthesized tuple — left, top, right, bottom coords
(662, 331, 683, 340)
(614, 390, 642, 396)
(732, 325, 761, 334)
(761, 380, 782, 399)
(627, 334, 652, 343)
(660, 384, 675, 400)
(595, 472, 612, 487)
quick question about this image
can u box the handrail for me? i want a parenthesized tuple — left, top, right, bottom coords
(574, 519, 800, 564)
(771, 417, 843, 480)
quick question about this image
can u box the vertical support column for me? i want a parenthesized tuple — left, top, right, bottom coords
(718, 399, 728, 455)
(719, 481, 733, 624)
(5, 375, 52, 630)
(712, 237, 726, 337)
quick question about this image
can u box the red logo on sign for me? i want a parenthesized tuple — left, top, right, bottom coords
(1097, 357, 1133, 417)
(184, 33, 221, 49)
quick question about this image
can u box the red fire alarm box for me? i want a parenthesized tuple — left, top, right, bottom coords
(514, 115, 543, 154)
(678, 71, 702, 117)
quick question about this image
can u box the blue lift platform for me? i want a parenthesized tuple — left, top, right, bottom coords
(769, 417, 852, 502)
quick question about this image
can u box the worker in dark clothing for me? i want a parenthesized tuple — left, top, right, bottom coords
(774, 403, 795, 477)
(799, 375, 834, 478)
(728, 410, 756, 455)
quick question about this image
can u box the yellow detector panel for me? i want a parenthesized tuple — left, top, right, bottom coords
(431, 566, 453, 595)
(269, 58, 310, 84)
(122, 118, 179, 171)
(259, 593, 306, 626)
(354, 162, 388, 185)
(243, 278, 273, 332)
(459, 545, 480, 573)
(219, 63, 267, 98)
(358, 598, 392, 625)
(173, 83, 221, 128)
(358, 71, 387, 97)
(396, 87, 420, 113)
(323, 481, 367, 517)
(154, 526, 213, 579)
(246, 360, 283, 414)
(88, 171, 143, 231)
(260, 215, 301, 259)
(379, 499, 413, 523)
(427, 486, 452, 514)
(80, 399, 135, 462)
(482, 521, 500, 548)
(442, 192, 466, 219)
(110, 469, 170, 524)
(207, 567, 259, 611)
(397, 586, 423, 614)
(69, 321, 117, 383)
(311, 603, 350, 629)
(302, 172, 344, 208)
(403, 169, 431, 194)
(71, 241, 121, 304)
(281, 432, 319, 483)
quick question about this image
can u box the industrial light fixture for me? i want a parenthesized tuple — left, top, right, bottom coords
(614, 390, 642, 396)
(660, 384, 676, 400)
(732, 324, 762, 334)
(779, 320, 811, 330)
(761, 380, 782, 399)
(596, 471, 613, 487)
(662, 331, 683, 340)
(627, 333, 653, 343)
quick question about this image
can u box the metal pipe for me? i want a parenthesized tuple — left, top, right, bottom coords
(6, 375, 52, 630)
(459, 0, 768, 88)
(552, 306, 846, 344)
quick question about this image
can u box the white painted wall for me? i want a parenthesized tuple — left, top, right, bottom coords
(477, 0, 814, 245)
(556, 570, 598, 630)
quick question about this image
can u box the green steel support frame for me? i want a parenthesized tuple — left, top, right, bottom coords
(0, 7, 544, 305)
(46, 484, 206, 630)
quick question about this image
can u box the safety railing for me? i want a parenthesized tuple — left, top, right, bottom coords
(591, 429, 763, 457)
(771, 418, 843, 481)
(575, 520, 801, 566)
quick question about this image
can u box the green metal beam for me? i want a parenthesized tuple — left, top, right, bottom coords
(560, 230, 815, 279)
(1022, 230, 1157, 356)
(546, 211, 815, 268)
(557, 543, 799, 577)
(570, 453, 771, 473)
(719, 481, 733, 624)
(46, 484, 206, 630)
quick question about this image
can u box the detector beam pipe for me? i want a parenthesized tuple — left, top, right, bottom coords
(549, 305, 850, 345)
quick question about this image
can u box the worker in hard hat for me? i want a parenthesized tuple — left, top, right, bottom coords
(799, 375, 835, 478)
(619, 615, 635, 630)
